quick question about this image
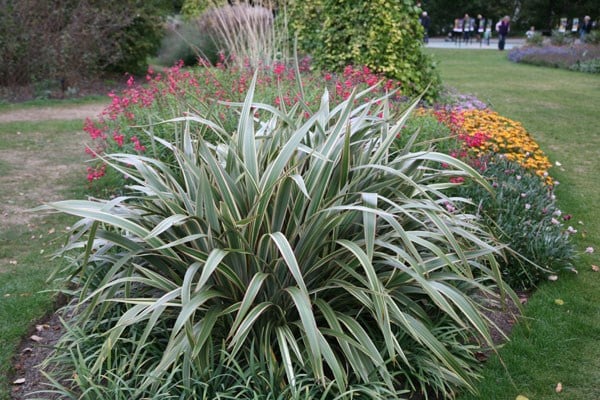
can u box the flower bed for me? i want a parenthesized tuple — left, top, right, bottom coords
(416, 100, 576, 289)
(431, 107, 553, 184)
(508, 43, 600, 73)
(83, 59, 404, 186)
(57, 58, 579, 399)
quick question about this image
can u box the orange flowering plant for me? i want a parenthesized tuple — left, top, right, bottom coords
(430, 107, 553, 185)
(420, 101, 576, 289)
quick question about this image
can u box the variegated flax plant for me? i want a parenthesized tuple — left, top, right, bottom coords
(40, 75, 515, 400)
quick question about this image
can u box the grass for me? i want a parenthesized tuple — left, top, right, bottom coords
(0, 118, 87, 398)
(427, 48, 600, 400)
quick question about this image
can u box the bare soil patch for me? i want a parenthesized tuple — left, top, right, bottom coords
(0, 103, 105, 123)
(11, 304, 67, 400)
(0, 130, 88, 227)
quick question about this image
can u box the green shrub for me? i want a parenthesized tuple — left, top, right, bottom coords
(453, 155, 577, 290)
(549, 30, 573, 46)
(43, 81, 512, 399)
(181, 0, 227, 18)
(525, 32, 544, 47)
(157, 19, 220, 66)
(582, 30, 600, 45)
(0, 0, 172, 85)
(288, 0, 440, 99)
(396, 112, 458, 154)
(570, 58, 600, 73)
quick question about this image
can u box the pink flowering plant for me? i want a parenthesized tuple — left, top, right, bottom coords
(455, 155, 578, 289)
(405, 94, 578, 289)
(83, 58, 405, 189)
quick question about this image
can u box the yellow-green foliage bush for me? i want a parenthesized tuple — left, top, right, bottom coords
(288, 0, 440, 98)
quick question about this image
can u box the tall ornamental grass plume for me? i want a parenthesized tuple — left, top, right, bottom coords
(197, 2, 279, 69)
(41, 77, 515, 399)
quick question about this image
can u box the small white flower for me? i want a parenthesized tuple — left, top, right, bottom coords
(554, 180, 560, 186)
(521, 193, 527, 198)
(553, 209, 562, 217)
(516, 175, 522, 180)
(567, 226, 577, 234)
(551, 218, 560, 225)
(525, 203, 531, 210)
(551, 194, 556, 200)
(585, 247, 594, 254)
(543, 172, 549, 177)
(555, 161, 562, 166)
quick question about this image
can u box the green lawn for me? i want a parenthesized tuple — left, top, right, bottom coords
(0, 118, 88, 398)
(427, 48, 600, 400)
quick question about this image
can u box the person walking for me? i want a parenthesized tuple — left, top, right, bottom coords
(496, 15, 510, 50)
(476, 14, 485, 46)
(580, 16, 593, 41)
(462, 14, 472, 44)
(420, 11, 430, 43)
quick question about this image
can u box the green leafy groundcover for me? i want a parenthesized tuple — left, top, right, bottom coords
(41, 73, 517, 399)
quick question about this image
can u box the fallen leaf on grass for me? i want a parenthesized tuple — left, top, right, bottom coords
(30, 334, 43, 342)
(516, 395, 529, 400)
(12, 378, 25, 385)
(592, 265, 599, 272)
(556, 382, 563, 393)
(554, 299, 565, 306)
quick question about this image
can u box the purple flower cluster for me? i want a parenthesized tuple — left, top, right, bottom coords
(434, 87, 488, 112)
(508, 44, 600, 70)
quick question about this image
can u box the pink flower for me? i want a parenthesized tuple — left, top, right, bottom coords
(131, 136, 146, 153)
(585, 247, 594, 254)
(445, 202, 456, 213)
(273, 63, 285, 76)
(112, 131, 125, 147)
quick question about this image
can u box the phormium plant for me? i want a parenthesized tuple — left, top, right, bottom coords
(42, 78, 514, 399)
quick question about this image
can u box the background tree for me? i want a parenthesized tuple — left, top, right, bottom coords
(519, 0, 600, 32)
(0, 0, 176, 87)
